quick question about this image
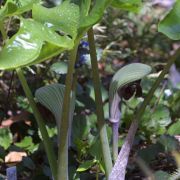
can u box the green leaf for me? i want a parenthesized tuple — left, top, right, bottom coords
(15, 136, 38, 153)
(142, 105, 171, 134)
(50, 61, 68, 74)
(0, 1, 17, 20)
(14, 0, 41, 14)
(78, 0, 113, 36)
(137, 143, 164, 163)
(158, 135, 179, 152)
(154, 170, 170, 180)
(77, 160, 95, 172)
(0, 18, 73, 70)
(111, 0, 142, 13)
(70, 0, 91, 17)
(158, 0, 180, 40)
(0, 128, 12, 150)
(0, 0, 40, 20)
(72, 115, 89, 143)
(167, 120, 180, 135)
(32, 1, 80, 39)
(30, 43, 64, 65)
(89, 139, 102, 160)
(0, 146, 6, 159)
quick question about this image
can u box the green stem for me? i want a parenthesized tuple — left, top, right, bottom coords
(88, 28, 113, 178)
(57, 45, 78, 180)
(136, 47, 180, 121)
(16, 68, 57, 180)
(0, 21, 8, 42)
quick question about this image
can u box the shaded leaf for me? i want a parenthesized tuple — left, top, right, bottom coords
(72, 115, 89, 143)
(158, 0, 180, 40)
(158, 135, 179, 152)
(137, 143, 164, 163)
(77, 160, 95, 172)
(154, 170, 170, 180)
(22, 156, 36, 170)
(167, 120, 180, 135)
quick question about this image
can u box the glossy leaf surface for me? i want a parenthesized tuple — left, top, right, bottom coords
(0, 19, 73, 70)
(0, 0, 114, 70)
(158, 0, 180, 40)
(32, 1, 80, 39)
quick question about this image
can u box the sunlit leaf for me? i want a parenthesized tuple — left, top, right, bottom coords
(32, 1, 80, 39)
(15, 136, 38, 153)
(0, 0, 40, 19)
(70, 0, 91, 17)
(111, 0, 142, 13)
(0, 2, 17, 20)
(158, 0, 180, 40)
(0, 18, 73, 70)
(0, 128, 12, 150)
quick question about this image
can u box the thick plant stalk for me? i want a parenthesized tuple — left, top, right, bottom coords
(88, 27, 113, 178)
(109, 48, 180, 180)
(110, 94, 121, 162)
(57, 45, 78, 180)
(16, 68, 57, 180)
(109, 119, 138, 180)
(112, 122, 119, 162)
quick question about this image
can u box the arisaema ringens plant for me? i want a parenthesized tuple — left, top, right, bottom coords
(108, 0, 180, 179)
(2, 0, 178, 179)
(108, 63, 152, 179)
